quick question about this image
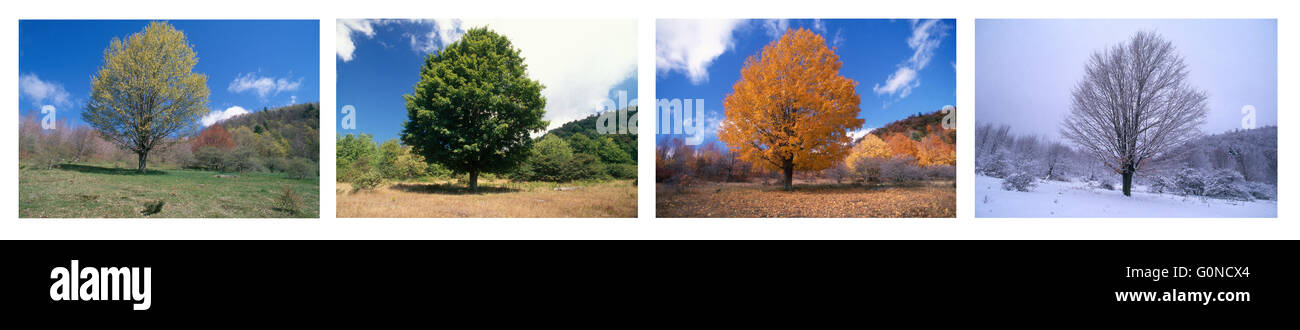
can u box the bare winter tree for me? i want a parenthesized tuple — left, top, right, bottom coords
(1042, 142, 1071, 180)
(1061, 31, 1208, 196)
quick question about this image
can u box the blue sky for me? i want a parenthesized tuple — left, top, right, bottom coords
(337, 19, 638, 143)
(655, 19, 957, 147)
(18, 20, 320, 129)
(976, 19, 1278, 140)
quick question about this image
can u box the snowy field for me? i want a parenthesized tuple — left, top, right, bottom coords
(975, 175, 1277, 218)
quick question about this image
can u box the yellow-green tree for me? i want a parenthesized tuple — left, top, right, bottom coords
(844, 135, 890, 167)
(844, 134, 890, 182)
(719, 28, 863, 190)
(83, 22, 209, 173)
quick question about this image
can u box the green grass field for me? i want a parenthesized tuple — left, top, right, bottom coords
(19, 163, 319, 218)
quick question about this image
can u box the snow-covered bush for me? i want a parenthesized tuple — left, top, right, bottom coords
(1147, 175, 1173, 194)
(1162, 167, 1257, 201)
(1001, 172, 1037, 192)
(1096, 176, 1116, 191)
(1170, 168, 1206, 196)
(981, 151, 1013, 178)
(1244, 182, 1276, 201)
(1204, 169, 1253, 201)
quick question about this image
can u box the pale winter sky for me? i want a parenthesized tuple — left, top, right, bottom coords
(975, 19, 1277, 140)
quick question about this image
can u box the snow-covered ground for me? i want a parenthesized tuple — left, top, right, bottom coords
(975, 175, 1277, 218)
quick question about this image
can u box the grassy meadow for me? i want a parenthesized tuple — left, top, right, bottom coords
(337, 179, 637, 218)
(20, 162, 319, 218)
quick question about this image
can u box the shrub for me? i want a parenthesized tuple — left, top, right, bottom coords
(286, 158, 316, 180)
(351, 169, 385, 191)
(567, 153, 608, 181)
(1245, 181, 1276, 201)
(981, 151, 1014, 178)
(1203, 169, 1252, 201)
(925, 165, 956, 180)
(825, 164, 851, 184)
(1158, 167, 1258, 201)
(851, 156, 886, 183)
(1001, 172, 1037, 192)
(1097, 177, 1116, 191)
(425, 163, 453, 179)
(881, 156, 925, 182)
(192, 146, 228, 171)
(244, 157, 269, 173)
(274, 185, 303, 216)
(509, 162, 535, 182)
(606, 163, 637, 180)
(527, 135, 574, 182)
(1170, 168, 1206, 196)
(1147, 175, 1173, 194)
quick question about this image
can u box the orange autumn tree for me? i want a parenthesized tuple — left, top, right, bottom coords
(719, 28, 863, 191)
(884, 132, 918, 160)
(916, 134, 955, 166)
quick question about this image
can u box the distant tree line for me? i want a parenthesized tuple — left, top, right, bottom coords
(657, 108, 955, 190)
(337, 111, 639, 191)
(975, 122, 1276, 201)
(19, 102, 320, 181)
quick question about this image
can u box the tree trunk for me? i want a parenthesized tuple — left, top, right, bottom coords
(782, 160, 794, 191)
(1121, 165, 1134, 197)
(469, 169, 479, 193)
(137, 152, 148, 174)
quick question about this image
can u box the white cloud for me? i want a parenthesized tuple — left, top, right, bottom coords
(228, 72, 303, 100)
(831, 28, 846, 48)
(874, 67, 919, 98)
(812, 19, 827, 35)
(200, 106, 250, 127)
(337, 19, 378, 62)
(656, 19, 745, 85)
(873, 19, 951, 103)
(762, 19, 790, 39)
(906, 19, 946, 69)
(405, 19, 464, 55)
(19, 73, 72, 108)
(848, 127, 875, 141)
(421, 19, 638, 130)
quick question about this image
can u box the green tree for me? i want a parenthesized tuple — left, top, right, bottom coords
(377, 139, 428, 180)
(568, 153, 608, 181)
(83, 21, 210, 173)
(401, 27, 548, 192)
(336, 133, 378, 181)
(596, 137, 633, 164)
(566, 133, 599, 155)
(527, 135, 574, 182)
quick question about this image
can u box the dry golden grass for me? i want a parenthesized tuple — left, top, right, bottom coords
(337, 179, 637, 218)
(656, 179, 955, 218)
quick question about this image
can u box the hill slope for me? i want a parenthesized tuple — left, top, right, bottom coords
(218, 102, 321, 161)
(544, 106, 638, 162)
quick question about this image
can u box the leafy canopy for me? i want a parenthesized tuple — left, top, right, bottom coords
(718, 28, 863, 172)
(83, 21, 209, 170)
(401, 27, 548, 176)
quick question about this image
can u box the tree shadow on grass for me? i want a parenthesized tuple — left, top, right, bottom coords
(390, 182, 520, 195)
(57, 164, 167, 176)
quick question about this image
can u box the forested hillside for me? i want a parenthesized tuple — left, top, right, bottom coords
(543, 106, 638, 162)
(219, 102, 321, 162)
(869, 108, 956, 145)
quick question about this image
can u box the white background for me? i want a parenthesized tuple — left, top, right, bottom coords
(2, 0, 1293, 239)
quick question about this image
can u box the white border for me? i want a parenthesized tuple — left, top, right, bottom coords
(2, 0, 1294, 240)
